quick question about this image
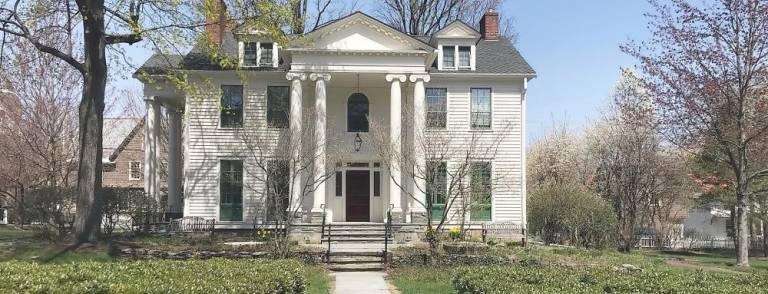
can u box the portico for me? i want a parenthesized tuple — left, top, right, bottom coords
(283, 70, 430, 224)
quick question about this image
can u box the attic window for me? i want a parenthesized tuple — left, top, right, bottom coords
(440, 45, 474, 71)
(442, 46, 455, 69)
(241, 41, 277, 67)
(458, 46, 471, 69)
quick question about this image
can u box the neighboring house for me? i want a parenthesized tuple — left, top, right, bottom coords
(102, 118, 146, 190)
(684, 206, 732, 240)
(135, 10, 534, 234)
(102, 118, 170, 201)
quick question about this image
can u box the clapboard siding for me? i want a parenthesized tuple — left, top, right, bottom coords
(182, 73, 525, 226)
(426, 79, 524, 225)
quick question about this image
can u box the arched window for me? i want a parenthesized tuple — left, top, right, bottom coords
(347, 93, 369, 132)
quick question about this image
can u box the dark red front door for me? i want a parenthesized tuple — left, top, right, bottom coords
(346, 170, 370, 222)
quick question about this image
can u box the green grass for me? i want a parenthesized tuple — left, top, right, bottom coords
(638, 249, 768, 273)
(305, 265, 332, 294)
(388, 266, 456, 294)
(389, 245, 768, 293)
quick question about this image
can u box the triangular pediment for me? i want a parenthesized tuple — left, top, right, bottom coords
(433, 21, 481, 39)
(306, 12, 432, 51)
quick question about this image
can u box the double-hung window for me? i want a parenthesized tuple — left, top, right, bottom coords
(441, 45, 472, 70)
(426, 88, 447, 129)
(241, 42, 276, 67)
(470, 162, 492, 221)
(470, 88, 491, 129)
(442, 46, 455, 69)
(267, 86, 289, 128)
(221, 85, 243, 128)
(426, 161, 447, 221)
(266, 160, 289, 221)
(260, 43, 273, 66)
(128, 161, 141, 180)
(220, 160, 243, 221)
(458, 46, 471, 69)
(243, 42, 259, 66)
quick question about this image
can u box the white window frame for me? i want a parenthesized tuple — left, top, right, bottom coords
(128, 161, 141, 181)
(438, 44, 475, 71)
(239, 41, 278, 68)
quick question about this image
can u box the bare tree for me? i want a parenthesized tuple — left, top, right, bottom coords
(0, 0, 208, 243)
(377, 0, 516, 41)
(282, 0, 359, 34)
(0, 31, 80, 234)
(622, 0, 768, 266)
(587, 69, 666, 252)
(371, 104, 513, 250)
(235, 100, 341, 257)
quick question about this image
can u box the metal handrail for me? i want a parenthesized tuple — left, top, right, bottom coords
(383, 204, 394, 264)
(320, 204, 330, 263)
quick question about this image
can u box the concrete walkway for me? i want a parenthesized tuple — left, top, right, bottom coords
(332, 271, 392, 294)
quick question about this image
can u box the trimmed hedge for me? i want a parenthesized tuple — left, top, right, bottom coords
(0, 259, 306, 293)
(452, 266, 768, 293)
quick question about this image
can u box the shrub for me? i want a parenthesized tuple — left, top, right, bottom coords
(24, 186, 76, 240)
(528, 183, 615, 248)
(452, 265, 768, 293)
(0, 259, 307, 293)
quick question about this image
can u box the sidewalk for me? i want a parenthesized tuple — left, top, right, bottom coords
(332, 271, 392, 294)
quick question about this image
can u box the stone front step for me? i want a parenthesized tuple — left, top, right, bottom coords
(321, 238, 391, 243)
(327, 262, 385, 272)
(327, 256, 383, 264)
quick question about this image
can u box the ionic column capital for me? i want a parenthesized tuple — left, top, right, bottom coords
(286, 72, 307, 81)
(309, 73, 331, 82)
(385, 74, 407, 83)
(409, 74, 431, 83)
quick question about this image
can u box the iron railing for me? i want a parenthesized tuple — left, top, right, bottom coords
(384, 204, 394, 264)
(320, 204, 331, 263)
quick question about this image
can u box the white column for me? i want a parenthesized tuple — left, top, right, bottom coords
(144, 97, 161, 206)
(409, 74, 430, 220)
(386, 74, 406, 220)
(310, 73, 331, 217)
(286, 72, 306, 213)
(166, 108, 183, 216)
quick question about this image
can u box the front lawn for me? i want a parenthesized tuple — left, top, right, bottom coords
(1, 259, 329, 293)
(388, 245, 768, 293)
(0, 226, 331, 293)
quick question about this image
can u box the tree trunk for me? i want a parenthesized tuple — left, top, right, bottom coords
(73, 0, 107, 244)
(735, 175, 750, 267)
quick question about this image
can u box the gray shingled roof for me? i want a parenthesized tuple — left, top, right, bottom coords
(136, 14, 535, 77)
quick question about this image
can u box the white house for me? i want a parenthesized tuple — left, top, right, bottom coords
(135, 10, 535, 233)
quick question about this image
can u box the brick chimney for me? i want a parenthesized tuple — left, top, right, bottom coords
(205, 0, 229, 46)
(480, 9, 499, 40)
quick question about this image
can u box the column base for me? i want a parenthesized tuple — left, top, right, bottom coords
(310, 208, 326, 224)
(389, 208, 404, 224)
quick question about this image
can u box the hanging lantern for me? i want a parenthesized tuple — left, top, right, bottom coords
(354, 132, 363, 152)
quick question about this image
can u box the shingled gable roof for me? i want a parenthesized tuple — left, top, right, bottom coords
(135, 11, 535, 77)
(105, 118, 144, 162)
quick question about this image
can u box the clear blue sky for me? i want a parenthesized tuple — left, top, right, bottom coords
(505, 0, 654, 141)
(117, 0, 655, 142)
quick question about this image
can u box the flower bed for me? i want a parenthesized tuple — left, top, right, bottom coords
(1, 259, 307, 293)
(452, 265, 768, 293)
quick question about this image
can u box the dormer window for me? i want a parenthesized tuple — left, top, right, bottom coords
(439, 45, 474, 71)
(260, 43, 273, 65)
(458, 46, 471, 69)
(442, 46, 455, 69)
(241, 41, 277, 67)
